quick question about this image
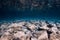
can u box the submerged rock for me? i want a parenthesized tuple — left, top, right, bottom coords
(0, 20, 60, 40)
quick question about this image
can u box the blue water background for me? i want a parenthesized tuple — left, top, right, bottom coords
(0, 7, 60, 22)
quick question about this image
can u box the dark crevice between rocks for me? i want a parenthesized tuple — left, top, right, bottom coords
(0, 35, 2, 38)
(26, 27, 32, 32)
(13, 38, 20, 40)
(57, 27, 60, 31)
(30, 37, 31, 40)
(0, 28, 2, 38)
(47, 24, 53, 28)
(47, 30, 52, 40)
(56, 32, 59, 34)
(37, 27, 45, 31)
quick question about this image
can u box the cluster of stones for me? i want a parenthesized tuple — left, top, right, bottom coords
(0, 20, 60, 40)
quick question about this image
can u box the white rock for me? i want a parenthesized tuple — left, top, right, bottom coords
(26, 23, 36, 30)
(38, 31, 48, 40)
(8, 22, 25, 28)
(51, 27, 58, 33)
(14, 31, 25, 38)
(31, 37, 37, 40)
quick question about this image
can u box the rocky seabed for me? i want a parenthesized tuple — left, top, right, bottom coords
(0, 20, 60, 40)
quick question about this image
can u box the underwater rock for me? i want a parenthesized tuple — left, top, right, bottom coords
(0, 20, 60, 40)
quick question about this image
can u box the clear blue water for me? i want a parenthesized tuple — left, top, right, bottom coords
(0, 7, 60, 22)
